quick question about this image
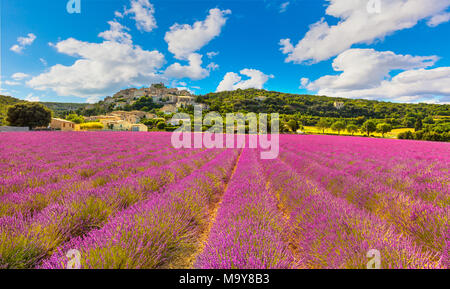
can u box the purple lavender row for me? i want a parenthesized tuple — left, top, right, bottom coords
(0, 133, 183, 195)
(280, 135, 449, 206)
(40, 149, 239, 269)
(260, 155, 444, 269)
(0, 147, 223, 268)
(0, 141, 208, 218)
(195, 149, 295, 269)
(279, 137, 448, 254)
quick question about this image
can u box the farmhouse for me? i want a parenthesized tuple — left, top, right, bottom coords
(50, 118, 77, 131)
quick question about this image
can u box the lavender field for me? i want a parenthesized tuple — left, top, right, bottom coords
(0, 132, 448, 269)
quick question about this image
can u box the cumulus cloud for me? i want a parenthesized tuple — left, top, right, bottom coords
(27, 24, 165, 98)
(304, 49, 450, 103)
(207, 51, 219, 59)
(10, 33, 36, 53)
(207, 62, 219, 71)
(216, 69, 274, 92)
(12, 73, 31, 80)
(123, 0, 157, 32)
(98, 20, 132, 44)
(164, 53, 209, 80)
(280, 0, 450, 64)
(165, 8, 231, 60)
(427, 12, 450, 27)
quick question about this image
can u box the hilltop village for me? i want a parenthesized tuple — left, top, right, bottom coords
(50, 83, 208, 132)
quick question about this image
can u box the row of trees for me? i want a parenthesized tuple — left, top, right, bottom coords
(316, 119, 392, 136)
(398, 126, 450, 142)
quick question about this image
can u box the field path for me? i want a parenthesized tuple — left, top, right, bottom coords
(183, 148, 244, 269)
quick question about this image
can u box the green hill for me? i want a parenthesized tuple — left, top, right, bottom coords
(0, 95, 23, 125)
(41, 102, 88, 117)
(195, 89, 449, 141)
(196, 89, 450, 119)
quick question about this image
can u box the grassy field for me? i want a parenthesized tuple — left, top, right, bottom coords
(302, 126, 414, 138)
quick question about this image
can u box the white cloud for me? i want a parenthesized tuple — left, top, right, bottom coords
(40, 58, 48, 66)
(280, 2, 290, 13)
(25, 94, 40, 102)
(5, 81, 20, 86)
(207, 51, 219, 59)
(207, 62, 219, 71)
(165, 8, 231, 60)
(27, 25, 165, 99)
(427, 12, 450, 27)
(164, 53, 209, 80)
(123, 0, 157, 32)
(10, 33, 36, 53)
(216, 69, 274, 92)
(280, 0, 450, 64)
(10, 45, 23, 54)
(304, 49, 450, 103)
(18, 34, 36, 46)
(86, 96, 101, 104)
(98, 20, 132, 45)
(12, 73, 31, 80)
(300, 77, 310, 88)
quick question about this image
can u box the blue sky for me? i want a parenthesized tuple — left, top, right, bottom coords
(2, 0, 450, 104)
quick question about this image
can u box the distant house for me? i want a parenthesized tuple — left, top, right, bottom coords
(334, 101, 345, 110)
(176, 96, 195, 108)
(131, 124, 148, 132)
(102, 120, 147, 132)
(109, 111, 155, 123)
(103, 120, 132, 131)
(50, 118, 77, 131)
(160, 104, 178, 115)
(85, 115, 121, 122)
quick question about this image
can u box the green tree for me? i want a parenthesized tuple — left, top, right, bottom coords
(287, 119, 299, 132)
(316, 118, 330, 134)
(331, 121, 346, 135)
(414, 118, 423, 131)
(346, 124, 359, 136)
(423, 116, 435, 124)
(403, 117, 416, 128)
(361, 120, 377, 136)
(132, 96, 160, 111)
(65, 113, 84, 124)
(157, 121, 166, 130)
(398, 131, 414, 140)
(7, 102, 52, 129)
(376, 123, 392, 137)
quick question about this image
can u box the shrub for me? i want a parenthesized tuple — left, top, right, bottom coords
(80, 122, 104, 130)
